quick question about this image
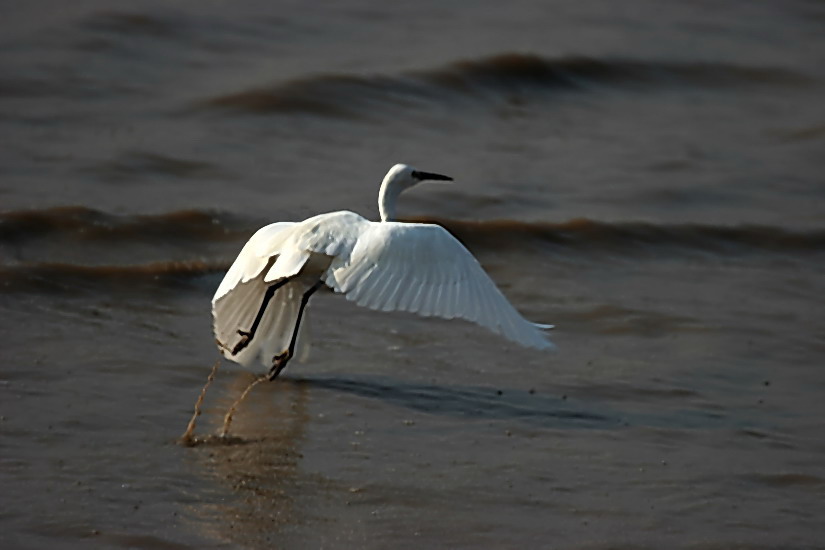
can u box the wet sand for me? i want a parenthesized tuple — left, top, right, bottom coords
(2, 1, 825, 548)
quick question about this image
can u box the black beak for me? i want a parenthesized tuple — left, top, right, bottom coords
(411, 170, 453, 182)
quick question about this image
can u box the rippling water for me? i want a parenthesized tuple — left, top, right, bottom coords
(2, 1, 825, 548)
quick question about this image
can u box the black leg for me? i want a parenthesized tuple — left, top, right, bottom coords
(268, 280, 324, 380)
(232, 277, 292, 356)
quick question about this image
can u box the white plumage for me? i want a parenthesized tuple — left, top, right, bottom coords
(212, 164, 553, 378)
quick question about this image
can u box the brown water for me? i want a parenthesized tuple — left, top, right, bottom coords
(2, 1, 825, 548)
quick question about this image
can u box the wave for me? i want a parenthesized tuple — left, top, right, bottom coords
(0, 260, 223, 294)
(81, 11, 181, 39)
(419, 53, 812, 90)
(1, 214, 822, 294)
(0, 206, 250, 244)
(80, 151, 229, 183)
(195, 53, 815, 117)
(2, 207, 823, 258)
(415, 217, 825, 258)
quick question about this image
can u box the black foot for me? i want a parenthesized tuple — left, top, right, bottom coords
(231, 330, 251, 355)
(268, 351, 290, 380)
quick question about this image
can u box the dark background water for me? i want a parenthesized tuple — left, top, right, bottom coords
(2, 1, 824, 548)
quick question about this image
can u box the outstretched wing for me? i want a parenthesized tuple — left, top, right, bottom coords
(323, 221, 554, 350)
(212, 221, 314, 367)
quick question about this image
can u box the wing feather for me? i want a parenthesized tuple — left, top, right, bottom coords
(213, 222, 296, 303)
(355, 267, 383, 308)
(324, 221, 553, 350)
(430, 256, 446, 317)
(464, 263, 482, 323)
(420, 270, 438, 317)
(213, 219, 332, 368)
(370, 270, 394, 311)
(472, 272, 496, 334)
(407, 275, 425, 315)
(212, 278, 312, 367)
(382, 274, 405, 312)
(400, 233, 425, 313)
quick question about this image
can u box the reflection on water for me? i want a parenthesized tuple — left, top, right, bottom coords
(184, 373, 310, 546)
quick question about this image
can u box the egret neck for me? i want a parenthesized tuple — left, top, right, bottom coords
(378, 174, 402, 222)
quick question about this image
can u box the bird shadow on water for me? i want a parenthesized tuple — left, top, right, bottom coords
(293, 374, 618, 429)
(291, 374, 770, 432)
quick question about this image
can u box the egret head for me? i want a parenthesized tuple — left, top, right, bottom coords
(384, 163, 453, 191)
(379, 164, 452, 222)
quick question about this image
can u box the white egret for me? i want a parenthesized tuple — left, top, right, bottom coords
(212, 163, 554, 380)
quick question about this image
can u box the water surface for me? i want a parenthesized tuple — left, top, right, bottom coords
(2, 1, 825, 548)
